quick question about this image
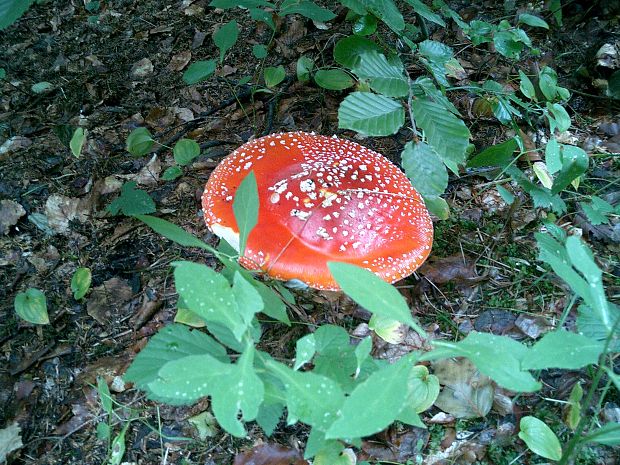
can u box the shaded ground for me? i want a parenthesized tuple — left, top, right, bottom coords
(1, 1, 619, 464)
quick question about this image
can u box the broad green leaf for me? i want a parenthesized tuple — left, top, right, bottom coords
(550, 144, 588, 194)
(338, 92, 404, 136)
(533, 161, 553, 189)
(546, 102, 571, 133)
(507, 166, 566, 213)
(312, 325, 358, 390)
(566, 382, 583, 430)
(296, 56, 315, 82)
(518, 13, 549, 29)
(0, 0, 35, 30)
(497, 185, 515, 205)
(183, 59, 217, 85)
(422, 195, 450, 219)
(97, 377, 113, 415)
(493, 31, 524, 59)
(135, 215, 216, 253)
(408, 365, 440, 413)
(468, 138, 517, 168)
(369, 314, 404, 344)
(418, 40, 453, 86)
(326, 353, 416, 438)
(518, 416, 562, 461)
(539, 67, 559, 101)
(354, 337, 372, 377)
(264, 65, 286, 87)
(294, 334, 316, 370)
(70, 128, 86, 158)
(209, 0, 275, 8)
(251, 279, 290, 325)
(0, 68, 5, 80)
(403, 0, 445, 26)
(109, 425, 127, 465)
(352, 51, 408, 97)
(352, 14, 378, 35)
(424, 332, 540, 392)
(210, 346, 264, 437)
(126, 127, 154, 157)
(187, 411, 218, 440)
(161, 166, 183, 181)
(231, 271, 264, 328)
(31, 81, 53, 93)
(173, 139, 200, 166)
(519, 70, 536, 100)
(577, 304, 620, 352)
(233, 171, 259, 256)
(411, 96, 470, 174)
(401, 141, 448, 197)
(252, 44, 268, 59)
(256, 402, 284, 436)
(328, 262, 424, 335)
(609, 70, 620, 99)
(523, 330, 604, 370)
(266, 360, 345, 431)
(174, 305, 206, 328)
(213, 20, 239, 63)
(340, 0, 366, 14)
(314, 69, 354, 91)
(545, 137, 561, 173)
(581, 196, 615, 225)
(14, 288, 49, 325)
(173, 261, 248, 340)
(582, 423, 620, 446)
(364, 0, 404, 32)
(279, 0, 335, 22)
(333, 35, 382, 68)
(123, 324, 228, 400)
(107, 181, 156, 216)
(71, 267, 92, 300)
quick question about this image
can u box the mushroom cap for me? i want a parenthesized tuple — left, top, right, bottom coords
(202, 131, 433, 290)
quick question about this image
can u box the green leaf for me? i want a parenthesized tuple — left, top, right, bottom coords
(233, 171, 259, 256)
(209, 0, 276, 8)
(369, 314, 405, 344)
(161, 166, 183, 181)
(135, 215, 216, 253)
(581, 196, 615, 225)
(468, 138, 517, 168)
(577, 304, 620, 353)
(518, 416, 562, 461)
(497, 185, 515, 205)
(608, 70, 620, 99)
(583, 423, 620, 446)
(519, 70, 536, 100)
(296, 56, 315, 82)
(70, 128, 86, 158)
(0, 68, 5, 80)
(418, 40, 453, 86)
(411, 96, 470, 174)
(107, 181, 156, 216)
(214, 20, 239, 63)
(0, 0, 34, 30)
(326, 353, 417, 439)
(251, 279, 290, 325)
(364, 0, 404, 32)
(312, 325, 358, 390)
(539, 66, 559, 101)
(545, 137, 561, 173)
(109, 426, 127, 465)
(126, 127, 154, 157)
(550, 144, 588, 194)
(424, 332, 541, 392)
(71, 267, 92, 300)
(422, 195, 450, 219)
(354, 337, 372, 377)
(97, 377, 113, 415)
(328, 262, 424, 336)
(264, 65, 286, 88)
(314, 69, 354, 90)
(566, 382, 583, 430)
(352, 14, 378, 35)
(333, 35, 382, 68)
(352, 51, 408, 97)
(252, 44, 268, 59)
(546, 102, 571, 133)
(31, 81, 53, 94)
(401, 141, 448, 197)
(523, 330, 604, 370)
(294, 334, 316, 370)
(14, 288, 49, 325)
(173, 139, 201, 166)
(266, 360, 345, 431)
(518, 13, 549, 29)
(403, 0, 445, 26)
(338, 92, 404, 136)
(183, 59, 217, 85)
(493, 31, 524, 59)
(408, 365, 440, 413)
(279, 0, 336, 22)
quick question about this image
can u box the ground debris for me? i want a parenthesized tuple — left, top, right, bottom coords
(233, 443, 308, 465)
(0, 199, 26, 235)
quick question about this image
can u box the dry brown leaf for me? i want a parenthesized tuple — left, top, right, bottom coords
(419, 255, 480, 284)
(233, 443, 307, 465)
(130, 58, 154, 79)
(167, 50, 192, 72)
(44, 194, 90, 235)
(86, 277, 134, 324)
(0, 199, 26, 235)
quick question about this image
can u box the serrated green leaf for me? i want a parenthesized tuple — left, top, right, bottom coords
(252, 44, 268, 59)
(126, 127, 154, 157)
(135, 215, 216, 253)
(214, 20, 239, 63)
(70, 127, 86, 158)
(326, 353, 416, 438)
(352, 51, 408, 97)
(519, 70, 536, 100)
(401, 141, 448, 196)
(333, 35, 382, 68)
(314, 69, 354, 90)
(233, 171, 258, 256)
(71, 267, 92, 300)
(580, 196, 614, 225)
(0, 0, 35, 30)
(279, 0, 335, 22)
(338, 91, 404, 136)
(161, 166, 183, 181)
(328, 262, 424, 336)
(264, 65, 286, 87)
(411, 96, 470, 174)
(183, 59, 217, 85)
(107, 181, 156, 216)
(173, 139, 200, 166)
(14, 288, 49, 325)
(497, 185, 515, 205)
(518, 13, 549, 29)
(519, 416, 562, 460)
(523, 330, 604, 370)
(418, 40, 453, 86)
(296, 56, 314, 82)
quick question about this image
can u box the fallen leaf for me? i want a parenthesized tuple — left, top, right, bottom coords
(44, 194, 90, 235)
(361, 427, 428, 462)
(419, 255, 481, 284)
(86, 277, 134, 324)
(0, 422, 23, 462)
(167, 50, 192, 71)
(130, 58, 154, 79)
(474, 309, 516, 335)
(233, 443, 307, 465)
(514, 313, 551, 339)
(0, 199, 26, 234)
(0, 136, 32, 156)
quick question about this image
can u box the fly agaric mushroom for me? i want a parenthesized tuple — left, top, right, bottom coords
(202, 131, 433, 290)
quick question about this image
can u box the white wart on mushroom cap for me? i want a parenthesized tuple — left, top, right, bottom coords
(202, 131, 433, 290)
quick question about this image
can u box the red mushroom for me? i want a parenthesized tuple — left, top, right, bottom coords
(202, 131, 433, 290)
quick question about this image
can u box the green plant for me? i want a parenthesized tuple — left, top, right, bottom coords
(14, 287, 49, 325)
(0, 0, 35, 30)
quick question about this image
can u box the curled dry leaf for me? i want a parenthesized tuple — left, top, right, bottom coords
(0, 199, 26, 235)
(233, 443, 308, 465)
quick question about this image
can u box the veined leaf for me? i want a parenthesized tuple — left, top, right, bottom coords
(173, 139, 201, 166)
(135, 215, 216, 253)
(183, 60, 217, 85)
(314, 69, 354, 90)
(14, 288, 49, 325)
(0, 0, 35, 30)
(70, 128, 86, 158)
(107, 182, 155, 216)
(126, 127, 154, 157)
(403, 0, 445, 26)
(519, 416, 562, 460)
(468, 138, 517, 168)
(279, 0, 335, 22)
(71, 267, 92, 300)
(338, 92, 404, 136)
(519, 70, 536, 100)
(401, 141, 448, 197)
(518, 13, 549, 29)
(333, 35, 382, 68)
(264, 65, 286, 87)
(233, 171, 259, 256)
(582, 422, 620, 446)
(213, 20, 239, 63)
(523, 330, 604, 370)
(352, 51, 408, 97)
(550, 144, 588, 194)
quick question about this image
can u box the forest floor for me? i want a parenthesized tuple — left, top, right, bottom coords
(1, 1, 619, 464)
